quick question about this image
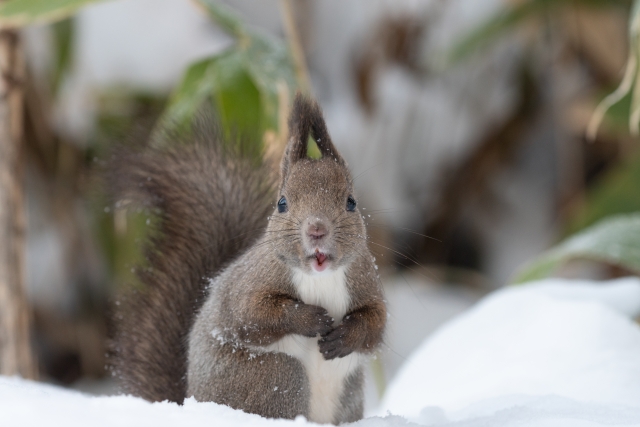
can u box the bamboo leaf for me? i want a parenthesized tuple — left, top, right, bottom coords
(51, 18, 75, 96)
(512, 214, 640, 283)
(565, 150, 640, 236)
(195, 0, 296, 130)
(195, 0, 246, 39)
(158, 2, 297, 151)
(0, 0, 106, 27)
(157, 56, 219, 134)
(209, 50, 263, 143)
(242, 34, 296, 131)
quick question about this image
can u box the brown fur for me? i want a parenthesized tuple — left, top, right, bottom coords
(113, 94, 386, 423)
(109, 122, 274, 403)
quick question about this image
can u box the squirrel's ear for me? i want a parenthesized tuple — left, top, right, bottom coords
(281, 93, 344, 180)
(279, 139, 296, 188)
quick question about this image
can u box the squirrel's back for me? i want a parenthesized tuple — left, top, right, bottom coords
(109, 125, 275, 403)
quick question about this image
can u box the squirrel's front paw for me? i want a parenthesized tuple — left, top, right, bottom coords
(295, 304, 334, 337)
(318, 324, 358, 360)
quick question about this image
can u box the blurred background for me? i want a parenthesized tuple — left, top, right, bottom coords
(1, 0, 639, 412)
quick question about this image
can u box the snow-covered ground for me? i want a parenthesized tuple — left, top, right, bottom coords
(3, 277, 640, 426)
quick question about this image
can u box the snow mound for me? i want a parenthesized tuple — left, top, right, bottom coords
(381, 277, 640, 424)
(3, 277, 640, 427)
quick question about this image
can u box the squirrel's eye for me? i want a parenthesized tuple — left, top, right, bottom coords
(277, 196, 288, 213)
(346, 195, 356, 212)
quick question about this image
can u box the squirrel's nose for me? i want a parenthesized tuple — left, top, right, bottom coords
(306, 221, 327, 240)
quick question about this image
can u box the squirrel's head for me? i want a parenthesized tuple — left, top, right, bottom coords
(267, 93, 367, 275)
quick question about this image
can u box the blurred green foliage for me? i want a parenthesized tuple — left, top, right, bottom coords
(0, 0, 104, 27)
(2, 0, 298, 150)
(158, 0, 297, 150)
(96, 207, 156, 290)
(567, 152, 640, 236)
(4, 0, 301, 287)
(600, 91, 634, 132)
(513, 213, 640, 283)
(1, 0, 302, 297)
(88, 91, 167, 288)
(588, 0, 640, 138)
(307, 136, 322, 159)
(564, 91, 640, 235)
(450, 0, 640, 285)
(51, 18, 75, 96)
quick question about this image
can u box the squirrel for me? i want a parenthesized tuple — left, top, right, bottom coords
(110, 94, 387, 424)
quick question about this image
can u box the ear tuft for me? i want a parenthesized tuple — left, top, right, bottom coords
(287, 92, 343, 162)
(280, 93, 345, 189)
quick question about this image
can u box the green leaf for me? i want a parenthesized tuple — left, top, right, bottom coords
(0, 0, 106, 27)
(157, 56, 218, 135)
(512, 213, 640, 283)
(51, 18, 75, 96)
(196, 0, 297, 127)
(157, 1, 297, 151)
(196, 0, 246, 39)
(307, 136, 321, 159)
(210, 50, 263, 143)
(242, 33, 296, 130)
(566, 150, 640, 236)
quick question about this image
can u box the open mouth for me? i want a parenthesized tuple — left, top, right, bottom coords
(310, 249, 330, 272)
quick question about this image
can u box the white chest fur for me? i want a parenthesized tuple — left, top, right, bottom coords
(291, 267, 350, 323)
(264, 267, 362, 424)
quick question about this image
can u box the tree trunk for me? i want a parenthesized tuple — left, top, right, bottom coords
(0, 29, 36, 379)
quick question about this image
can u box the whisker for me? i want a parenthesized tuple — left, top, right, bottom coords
(363, 224, 441, 242)
(349, 163, 382, 186)
(268, 215, 301, 227)
(398, 270, 431, 313)
(367, 241, 423, 268)
(251, 234, 300, 248)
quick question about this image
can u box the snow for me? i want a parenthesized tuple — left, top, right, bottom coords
(3, 277, 640, 426)
(381, 277, 640, 424)
(0, 377, 417, 427)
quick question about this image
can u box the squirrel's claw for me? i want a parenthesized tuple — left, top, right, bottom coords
(319, 340, 353, 360)
(298, 304, 333, 337)
(318, 325, 354, 360)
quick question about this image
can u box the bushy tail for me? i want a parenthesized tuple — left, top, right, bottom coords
(108, 125, 275, 403)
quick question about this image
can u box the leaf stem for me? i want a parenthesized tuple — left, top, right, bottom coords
(279, 0, 311, 94)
